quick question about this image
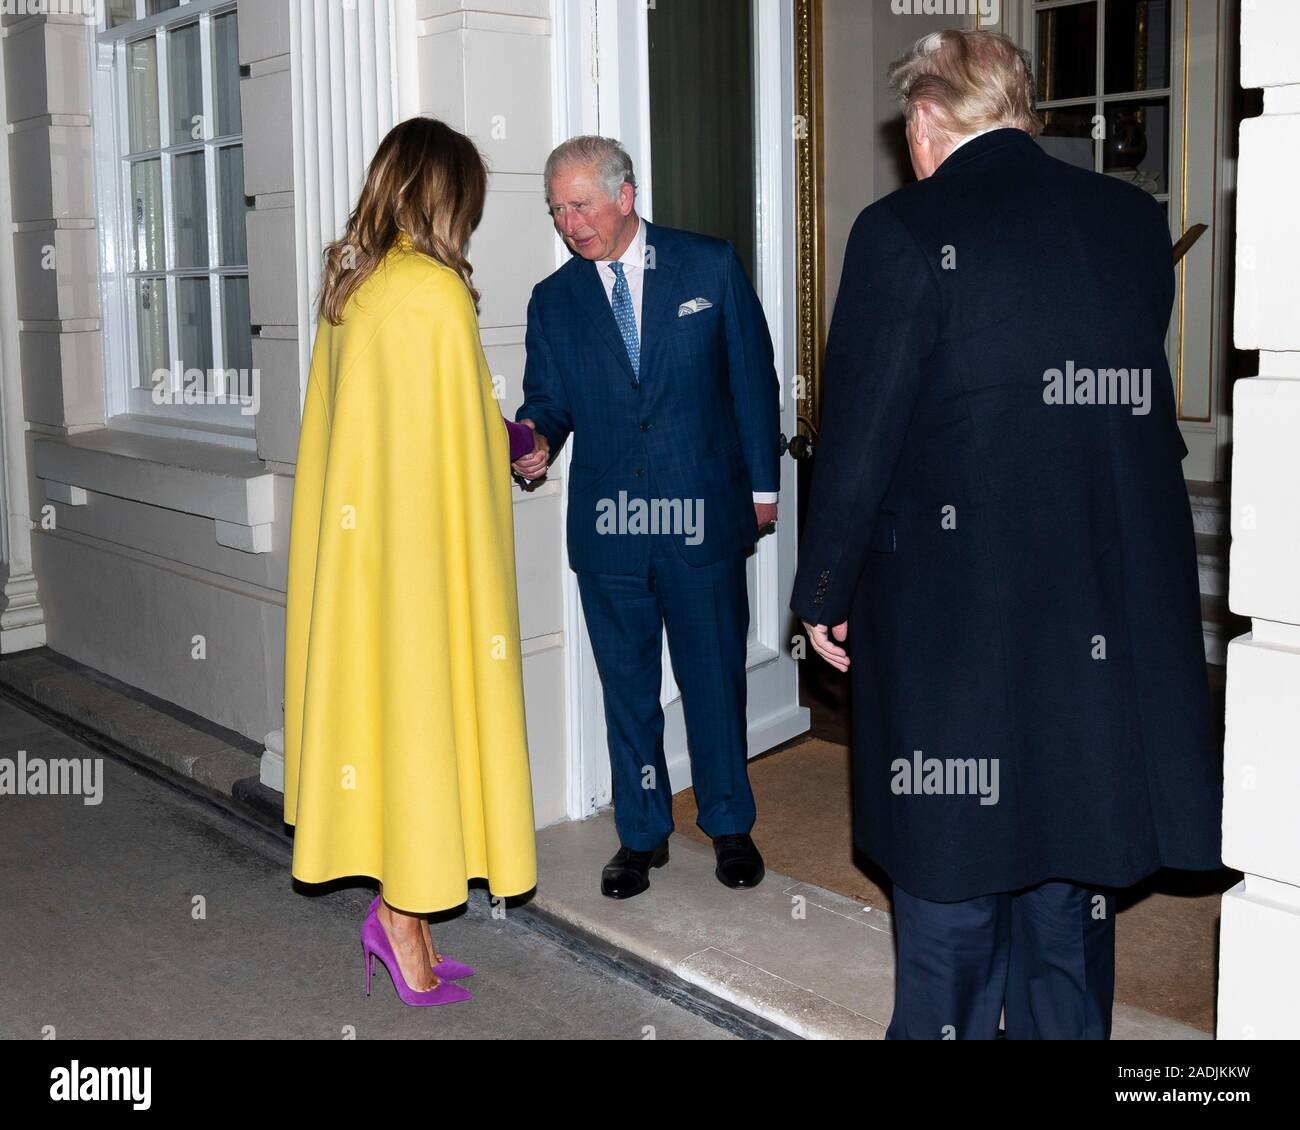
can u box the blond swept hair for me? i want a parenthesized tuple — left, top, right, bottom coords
(888, 29, 1042, 147)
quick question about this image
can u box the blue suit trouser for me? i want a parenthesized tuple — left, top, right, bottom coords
(886, 879, 1117, 1040)
(576, 536, 756, 850)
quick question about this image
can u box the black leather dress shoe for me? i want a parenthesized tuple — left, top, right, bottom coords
(712, 833, 765, 889)
(601, 841, 669, 899)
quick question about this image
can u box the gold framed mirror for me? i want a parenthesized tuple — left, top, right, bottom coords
(793, 0, 825, 447)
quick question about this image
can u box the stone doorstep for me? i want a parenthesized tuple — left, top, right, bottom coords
(0, 649, 261, 802)
(0, 649, 1212, 1041)
(1187, 481, 1233, 666)
(530, 810, 1212, 1042)
(1187, 480, 1228, 535)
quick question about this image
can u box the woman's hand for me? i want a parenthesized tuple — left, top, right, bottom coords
(512, 419, 550, 480)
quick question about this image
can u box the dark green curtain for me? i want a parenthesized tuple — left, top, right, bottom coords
(647, 0, 757, 283)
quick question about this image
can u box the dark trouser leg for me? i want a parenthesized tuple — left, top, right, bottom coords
(652, 541, 755, 838)
(886, 883, 1010, 1040)
(576, 566, 673, 851)
(1004, 880, 1116, 1040)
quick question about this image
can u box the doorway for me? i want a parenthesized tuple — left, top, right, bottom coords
(554, 0, 808, 824)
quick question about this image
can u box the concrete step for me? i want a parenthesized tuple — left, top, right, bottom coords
(530, 808, 1211, 1040)
(1196, 531, 1229, 598)
(1187, 482, 1234, 664)
(1187, 479, 1229, 537)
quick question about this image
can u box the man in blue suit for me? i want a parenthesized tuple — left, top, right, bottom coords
(514, 135, 780, 899)
(794, 30, 1222, 1038)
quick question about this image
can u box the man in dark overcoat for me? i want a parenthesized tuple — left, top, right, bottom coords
(792, 29, 1223, 1039)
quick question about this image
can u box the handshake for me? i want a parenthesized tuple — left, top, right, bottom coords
(509, 417, 550, 482)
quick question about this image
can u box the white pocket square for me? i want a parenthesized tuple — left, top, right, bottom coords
(678, 297, 714, 317)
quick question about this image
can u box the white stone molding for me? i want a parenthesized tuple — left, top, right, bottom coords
(287, 0, 409, 397)
(1217, 0, 1300, 1041)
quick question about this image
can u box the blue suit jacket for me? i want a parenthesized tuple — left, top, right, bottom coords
(518, 221, 781, 573)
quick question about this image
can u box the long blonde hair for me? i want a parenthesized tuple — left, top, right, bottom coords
(318, 117, 488, 325)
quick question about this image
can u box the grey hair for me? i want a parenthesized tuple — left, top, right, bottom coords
(544, 136, 638, 203)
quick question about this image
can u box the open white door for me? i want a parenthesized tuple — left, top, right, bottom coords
(554, 0, 809, 820)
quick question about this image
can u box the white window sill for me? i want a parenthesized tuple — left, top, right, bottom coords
(34, 429, 276, 555)
(105, 413, 259, 453)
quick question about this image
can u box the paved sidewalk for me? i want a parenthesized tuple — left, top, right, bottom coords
(0, 697, 730, 1041)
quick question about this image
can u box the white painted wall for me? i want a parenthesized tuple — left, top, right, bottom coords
(820, 0, 963, 321)
(1217, 0, 1300, 1040)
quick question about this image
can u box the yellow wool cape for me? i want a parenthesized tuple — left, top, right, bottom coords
(283, 236, 537, 913)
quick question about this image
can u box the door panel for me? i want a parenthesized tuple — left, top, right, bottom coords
(560, 0, 808, 817)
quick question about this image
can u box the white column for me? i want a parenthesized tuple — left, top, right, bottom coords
(0, 22, 45, 654)
(265, 1, 411, 790)
(1217, 0, 1300, 1040)
(287, 0, 407, 397)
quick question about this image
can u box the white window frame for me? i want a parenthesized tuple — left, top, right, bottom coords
(1029, 0, 1175, 210)
(1021, 0, 1233, 480)
(91, 0, 254, 446)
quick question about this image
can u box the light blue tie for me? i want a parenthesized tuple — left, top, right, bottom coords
(608, 260, 640, 381)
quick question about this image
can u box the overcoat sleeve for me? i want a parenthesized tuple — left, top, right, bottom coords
(790, 203, 941, 627)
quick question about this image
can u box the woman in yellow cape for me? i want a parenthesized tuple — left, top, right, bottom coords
(283, 119, 539, 1006)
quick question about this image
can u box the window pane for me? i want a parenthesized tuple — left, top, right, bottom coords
(130, 158, 164, 272)
(1105, 0, 1172, 94)
(212, 12, 241, 137)
(217, 146, 248, 265)
(172, 151, 209, 268)
(1036, 2, 1097, 101)
(1036, 105, 1097, 172)
(1103, 98, 1169, 195)
(168, 22, 204, 145)
(177, 277, 214, 381)
(109, 1, 139, 28)
(134, 278, 169, 390)
(126, 38, 159, 153)
(222, 276, 253, 397)
(148, 1, 181, 14)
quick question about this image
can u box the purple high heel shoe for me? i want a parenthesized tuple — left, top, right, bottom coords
(368, 895, 476, 980)
(362, 901, 471, 1006)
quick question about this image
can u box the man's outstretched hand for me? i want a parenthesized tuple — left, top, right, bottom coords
(804, 619, 850, 672)
(511, 419, 550, 480)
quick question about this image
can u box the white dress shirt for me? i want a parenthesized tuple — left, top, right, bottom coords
(597, 216, 648, 338)
(946, 126, 997, 157)
(598, 217, 778, 506)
